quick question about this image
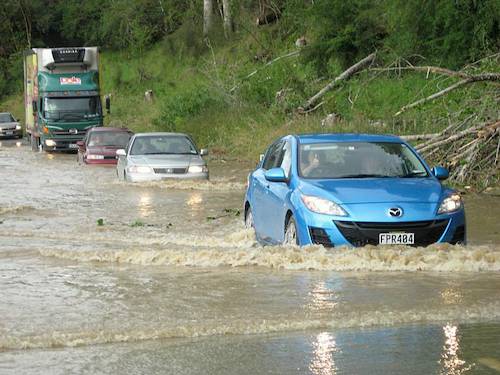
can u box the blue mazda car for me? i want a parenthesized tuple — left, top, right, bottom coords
(244, 134, 466, 247)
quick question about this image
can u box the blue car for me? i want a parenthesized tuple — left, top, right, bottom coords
(244, 134, 466, 247)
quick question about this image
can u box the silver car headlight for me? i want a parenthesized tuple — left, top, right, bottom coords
(15, 125, 21, 130)
(301, 194, 348, 216)
(127, 165, 153, 174)
(188, 165, 208, 173)
(438, 193, 463, 214)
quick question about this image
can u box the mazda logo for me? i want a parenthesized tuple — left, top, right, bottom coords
(388, 207, 403, 217)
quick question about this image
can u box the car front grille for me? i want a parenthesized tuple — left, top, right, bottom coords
(334, 220, 449, 247)
(153, 168, 186, 174)
(309, 227, 334, 247)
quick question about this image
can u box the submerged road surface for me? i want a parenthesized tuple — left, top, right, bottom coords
(1, 140, 499, 374)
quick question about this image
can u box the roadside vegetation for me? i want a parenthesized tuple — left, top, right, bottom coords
(1, 0, 499, 187)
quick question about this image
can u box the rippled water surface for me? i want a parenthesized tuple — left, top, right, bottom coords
(1, 140, 499, 374)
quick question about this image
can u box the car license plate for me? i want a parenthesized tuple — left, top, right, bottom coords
(68, 143, 78, 149)
(379, 233, 414, 245)
(6, 131, 13, 135)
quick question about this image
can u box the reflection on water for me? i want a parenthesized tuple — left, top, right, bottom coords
(308, 282, 338, 312)
(440, 324, 473, 375)
(16, 141, 22, 147)
(186, 193, 203, 210)
(309, 332, 338, 375)
(137, 193, 153, 218)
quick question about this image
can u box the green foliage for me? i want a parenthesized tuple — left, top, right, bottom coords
(155, 85, 224, 131)
(96, 218, 104, 226)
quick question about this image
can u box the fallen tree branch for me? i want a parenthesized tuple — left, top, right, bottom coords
(230, 50, 299, 93)
(369, 66, 470, 79)
(299, 52, 377, 112)
(395, 73, 500, 116)
(400, 133, 439, 141)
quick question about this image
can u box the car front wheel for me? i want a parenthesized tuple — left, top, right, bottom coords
(284, 216, 299, 245)
(245, 206, 254, 229)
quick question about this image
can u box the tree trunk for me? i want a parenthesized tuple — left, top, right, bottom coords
(222, 0, 232, 38)
(203, 0, 213, 37)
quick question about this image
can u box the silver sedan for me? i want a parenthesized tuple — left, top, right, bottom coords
(116, 133, 209, 182)
(0, 112, 22, 138)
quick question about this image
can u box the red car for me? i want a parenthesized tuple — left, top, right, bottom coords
(77, 127, 133, 165)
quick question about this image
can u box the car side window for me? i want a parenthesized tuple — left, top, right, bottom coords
(280, 141, 292, 178)
(262, 141, 284, 170)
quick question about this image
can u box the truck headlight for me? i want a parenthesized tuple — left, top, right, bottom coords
(301, 195, 348, 216)
(127, 165, 152, 174)
(438, 193, 463, 214)
(45, 140, 56, 147)
(87, 154, 104, 160)
(188, 165, 208, 173)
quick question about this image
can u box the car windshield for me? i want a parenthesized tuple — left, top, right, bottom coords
(0, 113, 15, 123)
(130, 136, 197, 155)
(299, 142, 428, 179)
(43, 97, 102, 121)
(87, 131, 131, 148)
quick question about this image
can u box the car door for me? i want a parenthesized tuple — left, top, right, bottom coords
(252, 140, 284, 242)
(265, 140, 293, 242)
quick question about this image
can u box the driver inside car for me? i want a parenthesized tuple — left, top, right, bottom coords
(301, 150, 322, 177)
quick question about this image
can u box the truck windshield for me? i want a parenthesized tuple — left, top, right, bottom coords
(0, 113, 15, 122)
(43, 97, 101, 121)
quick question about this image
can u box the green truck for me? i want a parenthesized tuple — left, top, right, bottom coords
(24, 47, 109, 151)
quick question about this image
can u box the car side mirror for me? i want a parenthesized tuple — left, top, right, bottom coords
(200, 148, 208, 156)
(105, 95, 111, 114)
(259, 154, 265, 162)
(264, 167, 287, 183)
(32, 100, 37, 114)
(116, 149, 126, 157)
(76, 141, 85, 148)
(432, 166, 449, 180)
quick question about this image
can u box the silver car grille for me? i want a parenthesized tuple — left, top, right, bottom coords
(153, 168, 186, 174)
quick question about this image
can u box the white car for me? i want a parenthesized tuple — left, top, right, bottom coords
(116, 132, 209, 182)
(0, 112, 22, 138)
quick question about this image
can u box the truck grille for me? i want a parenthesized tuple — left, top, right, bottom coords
(334, 220, 449, 247)
(153, 168, 186, 174)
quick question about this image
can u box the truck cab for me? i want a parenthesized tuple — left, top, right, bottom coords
(24, 47, 106, 151)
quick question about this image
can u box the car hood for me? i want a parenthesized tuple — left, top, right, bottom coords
(299, 177, 443, 204)
(87, 146, 122, 154)
(129, 154, 204, 167)
(0, 121, 19, 129)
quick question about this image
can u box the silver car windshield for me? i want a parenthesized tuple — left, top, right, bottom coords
(299, 142, 428, 179)
(130, 136, 198, 155)
(0, 113, 15, 122)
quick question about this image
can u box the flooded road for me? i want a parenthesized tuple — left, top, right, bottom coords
(1, 139, 499, 374)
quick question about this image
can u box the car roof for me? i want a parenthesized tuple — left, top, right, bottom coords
(0, 112, 13, 115)
(294, 133, 403, 144)
(88, 127, 131, 133)
(133, 132, 190, 138)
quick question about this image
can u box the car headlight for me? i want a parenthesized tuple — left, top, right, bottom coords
(87, 154, 104, 160)
(188, 165, 208, 173)
(301, 194, 348, 216)
(15, 125, 21, 130)
(438, 193, 463, 214)
(45, 139, 56, 147)
(127, 165, 153, 174)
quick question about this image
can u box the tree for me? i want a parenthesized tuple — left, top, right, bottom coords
(222, 0, 233, 38)
(203, 0, 213, 37)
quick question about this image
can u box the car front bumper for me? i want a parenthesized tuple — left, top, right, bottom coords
(126, 171, 209, 182)
(0, 128, 22, 138)
(294, 206, 466, 247)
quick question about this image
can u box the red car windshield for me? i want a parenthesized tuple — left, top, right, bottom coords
(87, 131, 131, 148)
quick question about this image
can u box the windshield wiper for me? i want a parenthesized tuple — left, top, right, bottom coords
(401, 170, 428, 178)
(337, 174, 393, 179)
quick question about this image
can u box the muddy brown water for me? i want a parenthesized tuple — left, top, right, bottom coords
(0, 139, 499, 374)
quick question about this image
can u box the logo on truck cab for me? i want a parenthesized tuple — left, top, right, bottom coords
(60, 77, 81, 85)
